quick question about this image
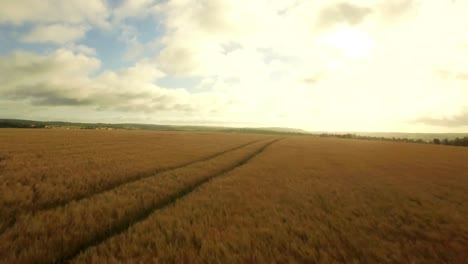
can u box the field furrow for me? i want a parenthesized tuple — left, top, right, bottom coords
(1, 129, 467, 263)
(0, 138, 279, 263)
(71, 137, 468, 264)
(0, 130, 266, 233)
(0, 139, 261, 236)
(36, 138, 262, 211)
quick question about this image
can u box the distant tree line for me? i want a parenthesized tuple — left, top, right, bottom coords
(0, 121, 45, 128)
(432, 137, 468, 146)
(319, 133, 468, 147)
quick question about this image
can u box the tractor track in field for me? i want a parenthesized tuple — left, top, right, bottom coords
(59, 138, 282, 263)
(36, 139, 265, 211)
(0, 139, 264, 236)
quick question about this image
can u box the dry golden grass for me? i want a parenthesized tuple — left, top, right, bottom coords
(72, 137, 468, 264)
(0, 129, 266, 232)
(0, 137, 277, 263)
(1, 131, 467, 263)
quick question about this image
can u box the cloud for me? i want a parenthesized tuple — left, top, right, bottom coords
(316, 2, 372, 29)
(416, 111, 468, 127)
(2, 0, 468, 131)
(0, 49, 223, 113)
(379, 0, 415, 21)
(0, 0, 109, 27)
(112, 0, 162, 20)
(66, 44, 97, 56)
(20, 24, 88, 44)
(0, 50, 100, 106)
(4, 84, 94, 106)
(143, 0, 468, 130)
(437, 70, 468, 81)
(156, 0, 297, 76)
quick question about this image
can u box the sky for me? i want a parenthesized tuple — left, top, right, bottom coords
(0, 0, 467, 132)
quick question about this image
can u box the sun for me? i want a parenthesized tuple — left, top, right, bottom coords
(321, 28, 375, 58)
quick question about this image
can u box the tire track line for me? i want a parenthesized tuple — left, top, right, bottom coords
(0, 139, 264, 236)
(38, 139, 265, 210)
(61, 138, 282, 263)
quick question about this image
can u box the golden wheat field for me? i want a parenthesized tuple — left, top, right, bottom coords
(0, 129, 467, 263)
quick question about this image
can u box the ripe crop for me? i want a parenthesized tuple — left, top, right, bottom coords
(0, 129, 266, 233)
(1, 130, 467, 263)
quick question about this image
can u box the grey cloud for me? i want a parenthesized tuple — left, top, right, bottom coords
(195, 0, 232, 34)
(2, 78, 198, 113)
(8, 61, 57, 76)
(0, 51, 211, 114)
(457, 73, 468, 80)
(436, 70, 468, 80)
(301, 71, 325, 85)
(0, 57, 58, 84)
(301, 74, 322, 85)
(0, 51, 96, 106)
(113, 97, 197, 113)
(2, 84, 93, 106)
(380, 0, 415, 21)
(317, 2, 372, 28)
(0, 0, 109, 26)
(33, 97, 91, 106)
(302, 78, 318, 85)
(416, 112, 468, 127)
(157, 45, 199, 75)
(110, 93, 179, 112)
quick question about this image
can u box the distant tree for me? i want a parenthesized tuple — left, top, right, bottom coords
(316, 134, 467, 147)
(463, 137, 468, 146)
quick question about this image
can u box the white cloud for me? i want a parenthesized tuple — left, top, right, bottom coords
(0, 0, 109, 27)
(0, 49, 224, 115)
(20, 24, 88, 44)
(0, 49, 100, 106)
(1, 0, 468, 131)
(112, 0, 162, 20)
(151, 0, 468, 131)
(66, 44, 97, 56)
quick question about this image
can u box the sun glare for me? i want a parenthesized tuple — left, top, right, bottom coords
(322, 28, 375, 58)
